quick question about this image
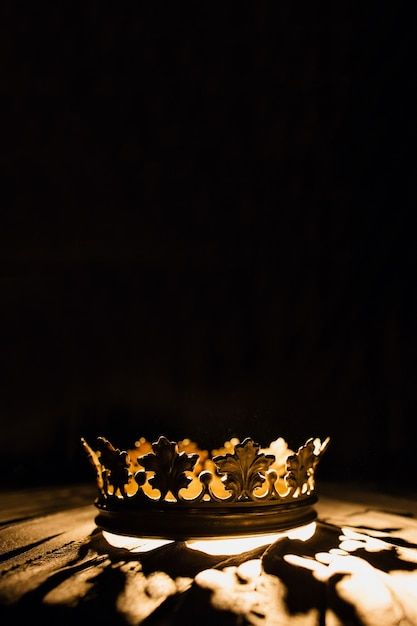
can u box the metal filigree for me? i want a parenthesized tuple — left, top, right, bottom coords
(285, 437, 330, 496)
(82, 433, 330, 539)
(140, 436, 199, 501)
(213, 438, 275, 501)
(95, 436, 131, 497)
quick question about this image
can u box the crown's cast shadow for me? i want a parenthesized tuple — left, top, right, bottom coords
(5, 520, 417, 626)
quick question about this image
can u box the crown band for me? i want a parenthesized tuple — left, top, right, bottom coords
(95, 495, 318, 540)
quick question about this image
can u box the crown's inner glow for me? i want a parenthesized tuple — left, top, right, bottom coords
(102, 532, 174, 553)
(126, 436, 298, 500)
(102, 522, 317, 556)
(83, 434, 330, 503)
(186, 522, 316, 555)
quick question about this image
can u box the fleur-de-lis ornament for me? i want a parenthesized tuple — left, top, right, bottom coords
(213, 438, 275, 501)
(285, 437, 329, 495)
(140, 436, 199, 500)
(95, 436, 131, 497)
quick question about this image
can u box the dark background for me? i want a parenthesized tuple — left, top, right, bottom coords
(1, 5, 416, 489)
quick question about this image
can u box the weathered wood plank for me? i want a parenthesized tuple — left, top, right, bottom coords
(0, 485, 95, 526)
(0, 505, 95, 558)
(319, 483, 417, 517)
(0, 510, 96, 604)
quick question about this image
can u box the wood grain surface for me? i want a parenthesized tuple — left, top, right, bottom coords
(1, 484, 417, 625)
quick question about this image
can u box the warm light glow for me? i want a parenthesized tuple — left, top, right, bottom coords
(288, 521, 317, 541)
(102, 531, 173, 552)
(339, 527, 389, 553)
(281, 531, 417, 620)
(283, 528, 388, 582)
(186, 522, 317, 555)
(85, 433, 328, 505)
(125, 434, 321, 501)
(186, 533, 285, 556)
(101, 522, 317, 556)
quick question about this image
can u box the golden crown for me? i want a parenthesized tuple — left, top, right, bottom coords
(82, 434, 330, 540)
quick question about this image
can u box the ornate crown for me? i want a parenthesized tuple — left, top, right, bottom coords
(82, 434, 330, 540)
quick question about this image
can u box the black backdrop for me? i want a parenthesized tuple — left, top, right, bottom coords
(1, 5, 416, 488)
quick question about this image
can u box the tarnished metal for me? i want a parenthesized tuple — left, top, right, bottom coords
(82, 434, 329, 539)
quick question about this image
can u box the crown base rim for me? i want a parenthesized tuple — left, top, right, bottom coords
(94, 494, 318, 540)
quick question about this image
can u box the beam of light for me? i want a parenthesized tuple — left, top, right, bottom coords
(288, 521, 317, 541)
(102, 522, 317, 556)
(186, 522, 317, 556)
(283, 550, 412, 617)
(102, 531, 174, 552)
(339, 527, 389, 553)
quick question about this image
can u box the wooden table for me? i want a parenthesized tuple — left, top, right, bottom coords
(1, 483, 417, 625)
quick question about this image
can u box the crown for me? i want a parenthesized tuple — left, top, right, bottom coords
(82, 434, 330, 540)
